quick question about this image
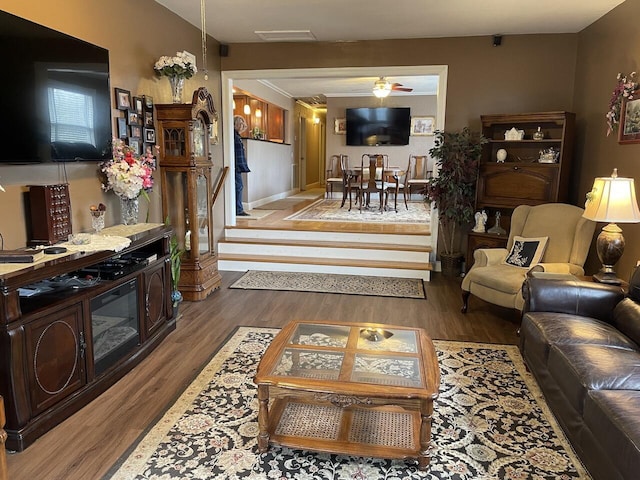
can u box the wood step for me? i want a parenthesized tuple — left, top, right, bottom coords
(225, 224, 431, 236)
(218, 237, 432, 252)
(217, 253, 433, 271)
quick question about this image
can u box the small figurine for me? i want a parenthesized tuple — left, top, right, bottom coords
(488, 211, 507, 235)
(496, 149, 507, 163)
(472, 210, 488, 233)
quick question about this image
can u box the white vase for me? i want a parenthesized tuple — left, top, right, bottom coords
(168, 76, 185, 103)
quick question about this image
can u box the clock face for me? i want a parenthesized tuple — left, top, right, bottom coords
(192, 118, 206, 157)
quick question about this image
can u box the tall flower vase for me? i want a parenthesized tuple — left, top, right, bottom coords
(168, 76, 185, 104)
(120, 197, 139, 225)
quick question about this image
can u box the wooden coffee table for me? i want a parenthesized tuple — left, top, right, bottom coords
(253, 320, 440, 469)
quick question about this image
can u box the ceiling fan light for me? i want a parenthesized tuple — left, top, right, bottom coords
(373, 86, 391, 98)
(373, 77, 392, 98)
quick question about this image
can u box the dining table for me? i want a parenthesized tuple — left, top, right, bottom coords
(341, 164, 405, 212)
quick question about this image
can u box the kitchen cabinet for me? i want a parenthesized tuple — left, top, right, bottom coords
(233, 93, 285, 142)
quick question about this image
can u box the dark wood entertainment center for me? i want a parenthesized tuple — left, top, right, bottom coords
(0, 225, 175, 451)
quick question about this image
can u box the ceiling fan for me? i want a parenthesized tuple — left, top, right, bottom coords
(372, 77, 413, 98)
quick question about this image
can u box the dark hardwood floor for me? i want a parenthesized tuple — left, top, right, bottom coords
(5, 270, 520, 480)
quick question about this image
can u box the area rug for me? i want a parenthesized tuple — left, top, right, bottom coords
(229, 270, 426, 299)
(106, 327, 590, 479)
(284, 199, 430, 224)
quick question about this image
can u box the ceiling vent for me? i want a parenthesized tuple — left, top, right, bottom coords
(254, 30, 316, 42)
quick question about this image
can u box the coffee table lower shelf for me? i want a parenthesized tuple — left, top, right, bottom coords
(264, 396, 423, 467)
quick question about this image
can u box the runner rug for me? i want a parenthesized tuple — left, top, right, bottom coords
(106, 327, 589, 479)
(284, 199, 430, 224)
(229, 270, 426, 299)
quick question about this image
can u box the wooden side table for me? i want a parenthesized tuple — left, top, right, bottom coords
(466, 232, 508, 271)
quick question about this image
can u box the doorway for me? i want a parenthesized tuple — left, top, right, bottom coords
(221, 65, 448, 232)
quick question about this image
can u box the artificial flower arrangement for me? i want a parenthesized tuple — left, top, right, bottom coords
(153, 51, 198, 79)
(606, 71, 638, 136)
(101, 139, 157, 200)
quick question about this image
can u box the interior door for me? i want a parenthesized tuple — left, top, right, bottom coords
(298, 117, 307, 191)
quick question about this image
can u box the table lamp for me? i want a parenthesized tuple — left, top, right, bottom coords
(583, 168, 640, 284)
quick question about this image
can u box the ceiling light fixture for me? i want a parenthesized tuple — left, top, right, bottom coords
(373, 77, 391, 98)
(254, 30, 316, 42)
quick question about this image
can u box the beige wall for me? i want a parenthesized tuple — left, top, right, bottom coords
(572, 0, 640, 281)
(0, 0, 224, 249)
(326, 95, 438, 171)
(221, 35, 579, 132)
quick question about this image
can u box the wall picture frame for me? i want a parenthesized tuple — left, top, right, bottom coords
(619, 96, 640, 144)
(127, 110, 141, 126)
(145, 128, 156, 143)
(114, 88, 131, 110)
(410, 116, 435, 136)
(117, 117, 128, 139)
(130, 125, 142, 138)
(128, 137, 141, 154)
(334, 118, 346, 134)
(144, 111, 154, 127)
(132, 96, 144, 115)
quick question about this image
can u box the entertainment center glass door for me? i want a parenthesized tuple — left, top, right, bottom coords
(90, 279, 140, 375)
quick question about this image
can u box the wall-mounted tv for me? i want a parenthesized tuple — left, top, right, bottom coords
(346, 107, 411, 146)
(0, 10, 112, 163)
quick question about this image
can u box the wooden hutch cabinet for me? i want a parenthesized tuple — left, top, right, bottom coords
(467, 111, 575, 269)
(156, 88, 221, 301)
(0, 225, 174, 451)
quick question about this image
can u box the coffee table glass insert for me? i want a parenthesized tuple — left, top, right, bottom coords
(254, 320, 440, 470)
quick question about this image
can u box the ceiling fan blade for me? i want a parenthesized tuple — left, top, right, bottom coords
(391, 86, 413, 92)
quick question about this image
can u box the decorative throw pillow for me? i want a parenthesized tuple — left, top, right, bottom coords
(504, 236, 549, 268)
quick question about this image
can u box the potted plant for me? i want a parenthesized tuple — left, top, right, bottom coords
(166, 219, 185, 315)
(424, 127, 487, 276)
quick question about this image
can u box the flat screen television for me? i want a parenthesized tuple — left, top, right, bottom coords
(0, 10, 112, 163)
(346, 107, 411, 146)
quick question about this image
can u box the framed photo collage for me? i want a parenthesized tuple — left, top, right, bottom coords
(114, 87, 156, 155)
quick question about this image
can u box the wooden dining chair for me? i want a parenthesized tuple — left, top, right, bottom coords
(341, 155, 361, 210)
(358, 154, 390, 212)
(325, 154, 344, 198)
(406, 154, 432, 200)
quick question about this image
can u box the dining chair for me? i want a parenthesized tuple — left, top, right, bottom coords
(325, 154, 344, 199)
(406, 154, 432, 200)
(358, 154, 390, 212)
(340, 155, 361, 210)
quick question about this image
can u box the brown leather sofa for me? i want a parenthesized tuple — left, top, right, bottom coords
(520, 272, 640, 480)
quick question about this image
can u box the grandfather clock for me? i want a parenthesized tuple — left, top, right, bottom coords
(156, 88, 221, 301)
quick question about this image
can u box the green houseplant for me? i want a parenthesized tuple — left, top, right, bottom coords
(166, 218, 185, 309)
(424, 127, 487, 276)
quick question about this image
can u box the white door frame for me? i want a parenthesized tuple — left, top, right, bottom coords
(221, 65, 448, 258)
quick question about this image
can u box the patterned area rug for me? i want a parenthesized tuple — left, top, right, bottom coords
(107, 328, 590, 479)
(229, 271, 426, 299)
(284, 199, 430, 224)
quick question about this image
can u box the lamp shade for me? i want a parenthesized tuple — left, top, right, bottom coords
(583, 169, 640, 223)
